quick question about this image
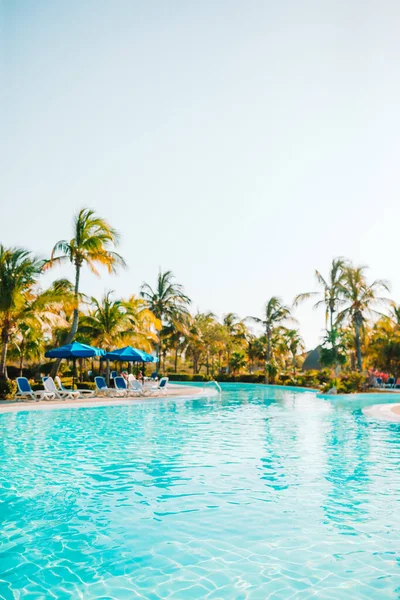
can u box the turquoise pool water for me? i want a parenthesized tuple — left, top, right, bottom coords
(0, 384, 399, 599)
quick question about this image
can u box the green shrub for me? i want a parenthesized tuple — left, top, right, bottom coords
(338, 372, 366, 393)
(298, 370, 319, 387)
(192, 374, 208, 382)
(237, 374, 265, 383)
(282, 377, 298, 386)
(0, 379, 17, 399)
(167, 373, 191, 381)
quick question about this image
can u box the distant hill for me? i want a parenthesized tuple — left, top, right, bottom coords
(302, 346, 322, 371)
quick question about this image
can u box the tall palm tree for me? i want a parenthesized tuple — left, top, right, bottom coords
(79, 292, 158, 352)
(0, 246, 44, 378)
(284, 329, 305, 375)
(248, 297, 294, 383)
(46, 208, 125, 347)
(222, 313, 246, 373)
(140, 270, 191, 364)
(294, 257, 347, 333)
(337, 265, 390, 371)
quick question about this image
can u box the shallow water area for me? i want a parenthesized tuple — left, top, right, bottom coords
(0, 383, 399, 599)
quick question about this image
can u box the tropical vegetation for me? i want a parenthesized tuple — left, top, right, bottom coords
(2, 209, 400, 396)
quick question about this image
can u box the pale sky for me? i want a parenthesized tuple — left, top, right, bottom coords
(2, 0, 400, 349)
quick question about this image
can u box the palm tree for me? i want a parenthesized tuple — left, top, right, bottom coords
(0, 246, 44, 378)
(294, 257, 347, 333)
(46, 208, 125, 348)
(337, 265, 390, 371)
(184, 312, 218, 375)
(284, 329, 305, 375)
(9, 322, 44, 377)
(370, 316, 400, 379)
(140, 270, 191, 364)
(222, 313, 246, 373)
(388, 303, 400, 327)
(230, 350, 246, 375)
(162, 315, 191, 373)
(79, 292, 158, 352)
(248, 297, 294, 383)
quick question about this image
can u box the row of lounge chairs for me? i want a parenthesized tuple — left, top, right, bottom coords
(14, 375, 168, 402)
(95, 375, 168, 397)
(373, 377, 400, 389)
(15, 376, 96, 401)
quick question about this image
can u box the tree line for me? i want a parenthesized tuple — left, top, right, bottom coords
(1, 209, 399, 387)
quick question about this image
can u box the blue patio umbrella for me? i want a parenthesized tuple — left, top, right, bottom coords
(103, 346, 157, 380)
(103, 346, 157, 363)
(45, 341, 105, 387)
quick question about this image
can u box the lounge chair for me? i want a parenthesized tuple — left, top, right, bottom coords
(113, 376, 129, 397)
(148, 377, 169, 395)
(54, 376, 80, 399)
(54, 376, 94, 398)
(110, 370, 118, 380)
(15, 377, 55, 401)
(95, 376, 117, 397)
(375, 377, 383, 388)
(385, 377, 396, 389)
(150, 372, 158, 382)
(43, 376, 72, 400)
(127, 374, 145, 395)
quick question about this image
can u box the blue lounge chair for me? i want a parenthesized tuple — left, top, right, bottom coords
(15, 377, 55, 401)
(150, 372, 158, 381)
(113, 376, 128, 397)
(386, 377, 396, 389)
(148, 377, 169, 395)
(95, 376, 117, 397)
(110, 370, 118, 380)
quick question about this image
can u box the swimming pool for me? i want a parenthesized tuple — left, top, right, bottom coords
(0, 384, 399, 598)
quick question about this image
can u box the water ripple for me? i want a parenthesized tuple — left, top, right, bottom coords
(0, 385, 399, 598)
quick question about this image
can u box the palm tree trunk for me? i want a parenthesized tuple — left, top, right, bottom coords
(0, 324, 10, 379)
(354, 320, 363, 372)
(174, 347, 178, 372)
(157, 332, 162, 373)
(68, 262, 81, 342)
(19, 355, 24, 378)
(51, 263, 81, 378)
(265, 328, 271, 385)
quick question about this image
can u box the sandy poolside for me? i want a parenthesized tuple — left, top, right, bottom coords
(0, 384, 214, 414)
(363, 402, 400, 422)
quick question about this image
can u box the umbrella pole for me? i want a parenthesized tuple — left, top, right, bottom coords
(73, 357, 76, 390)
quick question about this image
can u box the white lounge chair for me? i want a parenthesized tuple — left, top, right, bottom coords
(55, 376, 94, 398)
(54, 376, 80, 399)
(15, 377, 55, 401)
(147, 377, 169, 395)
(43, 376, 71, 400)
(127, 374, 145, 396)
